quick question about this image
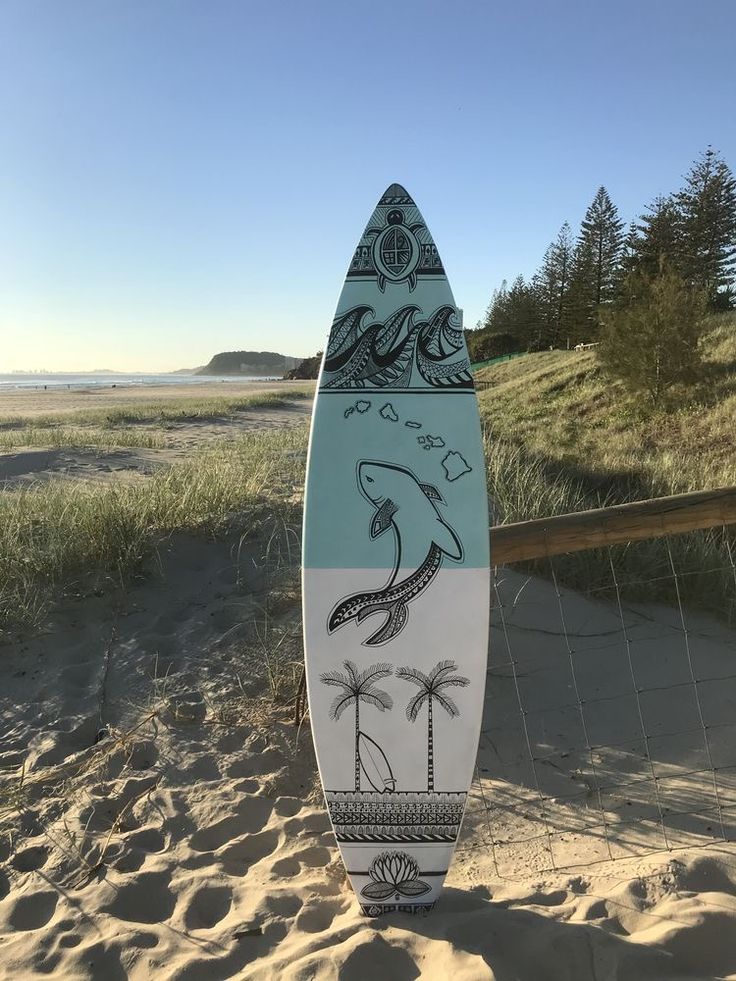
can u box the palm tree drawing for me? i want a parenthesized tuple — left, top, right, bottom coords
(320, 660, 393, 792)
(396, 660, 469, 791)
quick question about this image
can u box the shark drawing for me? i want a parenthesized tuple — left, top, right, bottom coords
(328, 461, 463, 646)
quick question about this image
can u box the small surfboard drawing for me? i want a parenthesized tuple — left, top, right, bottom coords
(303, 183, 490, 916)
(358, 731, 396, 793)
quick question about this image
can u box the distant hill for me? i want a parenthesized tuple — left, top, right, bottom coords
(195, 351, 299, 376)
(285, 352, 322, 380)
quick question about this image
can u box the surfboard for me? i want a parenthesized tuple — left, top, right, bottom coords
(302, 183, 490, 916)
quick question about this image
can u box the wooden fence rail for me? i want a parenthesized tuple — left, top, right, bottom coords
(490, 486, 736, 566)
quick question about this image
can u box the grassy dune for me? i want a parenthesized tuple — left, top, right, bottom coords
(0, 427, 307, 636)
(2, 321, 735, 638)
(0, 389, 312, 432)
(479, 312, 736, 614)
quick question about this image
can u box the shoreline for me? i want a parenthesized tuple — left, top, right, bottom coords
(0, 379, 315, 419)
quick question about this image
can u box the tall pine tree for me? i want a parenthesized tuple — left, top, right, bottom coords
(676, 147, 736, 306)
(578, 186, 625, 306)
(627, 195, 682, 277)
(534, 223, 574, 347)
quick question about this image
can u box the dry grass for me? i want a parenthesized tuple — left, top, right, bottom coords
(479, 312, 736, 615)
(0, 426, 308, 637)
(476, 312, 736, 496)
(0, 389, 311, 430)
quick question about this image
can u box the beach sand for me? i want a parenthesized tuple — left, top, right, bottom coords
(1, 392, 735, 980)
(0, 380, 314, 420)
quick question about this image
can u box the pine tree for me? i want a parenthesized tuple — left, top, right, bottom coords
(469, 273, 545, 359)
(566, 239, 597, 343)
(578, 186, 625, 306)
(627, 195, 682, 278)
(534, 223, 575, 347)
(676, 147, 736, 305)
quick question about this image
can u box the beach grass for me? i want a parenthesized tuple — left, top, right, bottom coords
(0, 388, 312, 430)
(0, 427, 167, 450)
(2, 317, 735, 638)
(480, 312, 736, 616)
(0, 426, 308, 636)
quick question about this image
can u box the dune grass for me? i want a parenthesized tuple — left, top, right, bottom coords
(2, 316, 735, 638)
(480, 312, 736, 616)
(0, 427, 308, 637)
(0, 388, 312, 430)
(0, 427, 166, 451)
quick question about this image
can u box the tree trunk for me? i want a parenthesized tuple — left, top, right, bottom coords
(354, 699, 360, 793)
(427, 698, 434, 791)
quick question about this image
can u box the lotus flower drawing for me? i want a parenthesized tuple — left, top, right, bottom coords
(360, 851, 430, 901)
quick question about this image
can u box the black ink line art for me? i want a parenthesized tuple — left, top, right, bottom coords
(320, 660, 392, 792)
(321, 305, 472, 391)
(380, 403, 399, 421)
(324, 790, 467, 843)
(346, 184, 445, 293)
(417, 435, 445, 450)
(365, 210, 425, 292)
(404, 421, 421, 429)
(360, 851, 430, 901)
(362, 901, 434, 917)
(396, 660, 470, 791)
(441, 451, 472, 482)
(327, 461, 463, 646)
(358, 731, 396, 793)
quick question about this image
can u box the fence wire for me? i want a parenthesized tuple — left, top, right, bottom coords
(475, 529, 736, 877)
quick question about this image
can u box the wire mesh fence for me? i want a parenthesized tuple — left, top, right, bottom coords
(475, 528, 736, 877)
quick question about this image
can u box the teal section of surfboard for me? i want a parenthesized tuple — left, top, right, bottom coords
(303, 183, 490, 917)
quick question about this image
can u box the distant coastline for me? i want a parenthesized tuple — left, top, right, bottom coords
(0, 372, 288, 391)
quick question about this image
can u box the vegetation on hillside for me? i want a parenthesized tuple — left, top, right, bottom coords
(285, 352, 322, 380)
(599, 265, 707, 405)
(196, 350, 299, 375)
(477, 311, 736, 615)
(0, 425, 308, 638)
(1, 316, 735, 638)
(466, 147, 736, 363)
(0, 389, 311, 431)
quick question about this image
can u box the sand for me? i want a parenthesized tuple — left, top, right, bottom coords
(0, 380, 315, 420)
(1, 394, 736, 980)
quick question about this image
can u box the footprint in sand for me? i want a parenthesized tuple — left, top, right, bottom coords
(271, 857, 300, 878)
(189, 797, 274, 852)
(113, 850, 146, 874)
(270, 845, 331, 880)
(219, 829, 280, 875)
(7, 891, 58, 930)
(126, 740, 159, 771)
(293, 845, 332, 868)
(125, 827, 167, 853)
(101, 870, 176, 924)
(274, 797, 302, 817)
(225, 749, 283, 778)
(295, 898, 344, 934)
(184, 885, 233, 930)
(11, 845, 48, 873)
(185, 755, 221, 781)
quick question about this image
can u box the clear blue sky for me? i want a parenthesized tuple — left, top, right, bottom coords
(2, 0, 735, 371)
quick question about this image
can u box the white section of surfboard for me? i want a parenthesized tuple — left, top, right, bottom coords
(303, 183, 489, 916)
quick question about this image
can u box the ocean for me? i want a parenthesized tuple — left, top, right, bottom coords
(0, 373, 283, 391)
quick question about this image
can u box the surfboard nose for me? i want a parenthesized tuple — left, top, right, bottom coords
(379, 183, 415, 205)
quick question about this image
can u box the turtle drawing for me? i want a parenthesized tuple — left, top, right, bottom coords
(366, 209, 424, 292)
